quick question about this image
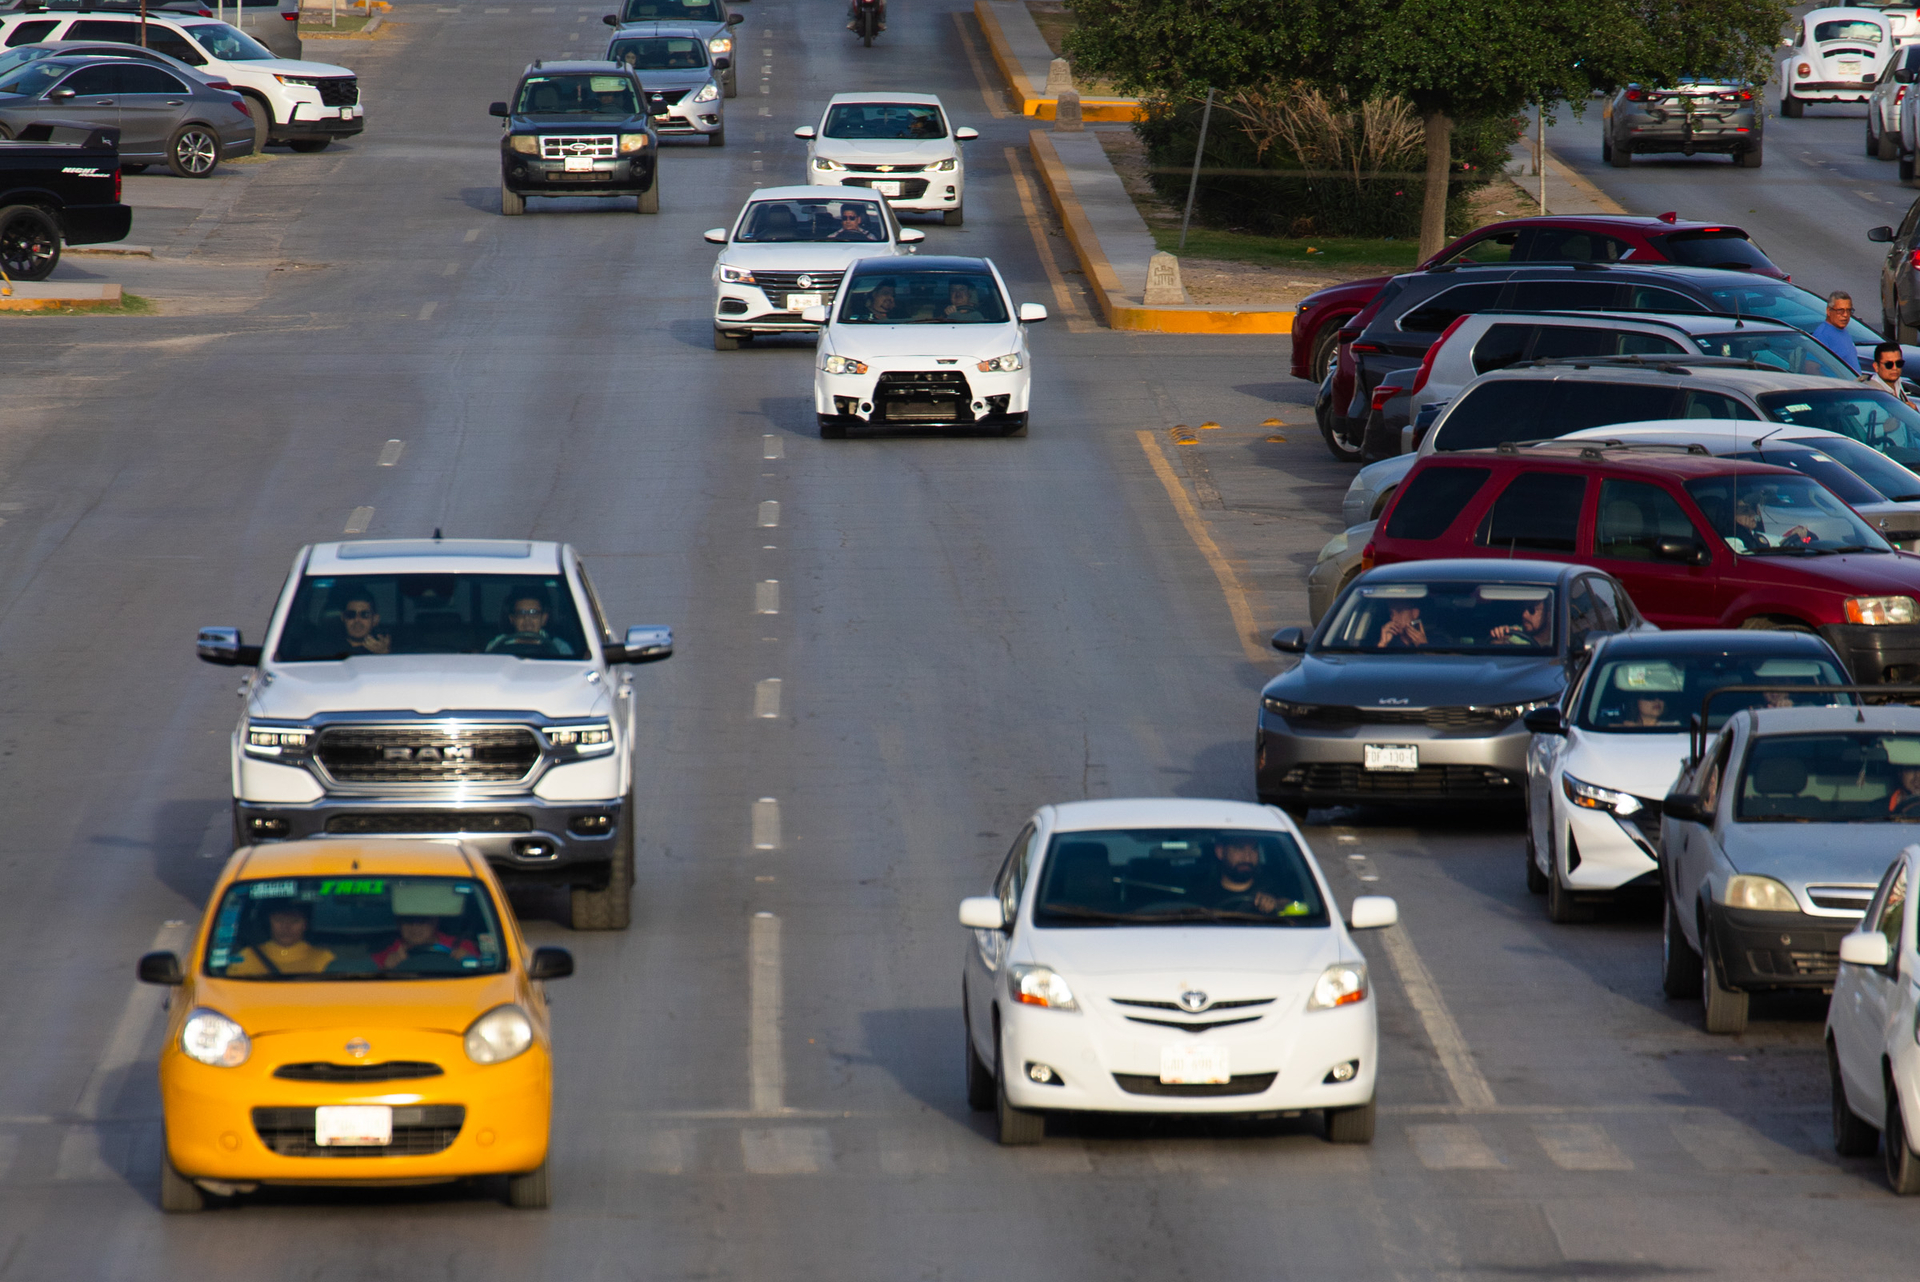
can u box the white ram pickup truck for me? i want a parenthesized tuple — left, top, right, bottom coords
(195, 537, 672, 930)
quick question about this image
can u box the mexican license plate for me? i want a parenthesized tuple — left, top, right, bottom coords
(1364, 743, 1418, 771)
(564, 156, 594, 172)
(786, 291, 822, 311)
(1840, 59, 1861, 74)
(869, 180, 902, 196)
(1161, 1044, 1229, 1085)
(314, 1105, 392, 1147)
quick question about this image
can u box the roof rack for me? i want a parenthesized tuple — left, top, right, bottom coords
(1468, 308, 1798, 331)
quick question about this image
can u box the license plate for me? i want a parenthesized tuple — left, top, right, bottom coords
(564, 156, 594, 172)
(1161, 1044, 1229, 1085)
(315, 1105, 392, 1147)
(786, 291, 822, 311)
(1840, 60, 1861, 72)
(1364, 743, 1418, 771)
(870, 180, 902, 196)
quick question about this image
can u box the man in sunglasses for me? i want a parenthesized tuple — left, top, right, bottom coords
(337, 596, 391, 655)
(1871, 341, 1915, 407)
(485, 594, 577, 657)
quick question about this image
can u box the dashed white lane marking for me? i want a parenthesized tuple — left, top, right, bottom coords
(755, 579, 780, 613)
(1407, 1123, 1506, 1170)
(72, 922, 190, 1120)
(345, 506, 375, 534)
(762, 434, 783, 459)
(417, 301, 438, 320)
(759, 85, 770, 95)
(529, 4, 554, 9)
(761, 64, 772, 73)
(741, 1127, 827, 1173)
(749, 912, 784, 1111)
(758, 107, 770, 116)
(377, 439, 405, 467)
(1533, 1122, 1633, 1171)
(463, 227, 480, 242)
(484, 6, 509, 12)
(1374, 918, 1497, 1108)
(751, 159, 763, 171)
(751, 798, 780, 850)
(762, 46, 772, 54)
(754, 678, 781, 718)
(757, 500, 779, 527)
(442, 261, 460, 276)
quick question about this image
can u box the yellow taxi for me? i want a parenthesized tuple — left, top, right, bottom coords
(137, 838, 572, 1211)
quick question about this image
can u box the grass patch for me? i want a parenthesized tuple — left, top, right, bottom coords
(0, 292, 156, 316)
(1150, 227, 1419, 273)
(299, 13, 385, 35)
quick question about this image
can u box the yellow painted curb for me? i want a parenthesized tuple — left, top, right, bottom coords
(972, 1, 1142, 122)
(0, 282, 123, 311)
(1542, 144, 1629, 215)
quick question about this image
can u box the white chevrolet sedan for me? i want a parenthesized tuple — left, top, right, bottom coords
(1829, 843, 1920, 1191)
(805, 255, 1043, 438)
(794, 92, 976, 225)
(958, 798, 1396, 1145)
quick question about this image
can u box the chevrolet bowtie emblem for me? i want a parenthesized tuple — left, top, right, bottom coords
(876, 164, 894, 172)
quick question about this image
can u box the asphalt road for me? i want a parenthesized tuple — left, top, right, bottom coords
(1, 3, 1916, 1278)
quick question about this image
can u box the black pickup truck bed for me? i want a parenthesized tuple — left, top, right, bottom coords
(0, 123, 132, 281)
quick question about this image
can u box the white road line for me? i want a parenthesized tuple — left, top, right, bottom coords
(344, 506, 375, 535)
(741, 1126, 826, 1173)
(1407, 1123, 1505, 1169)
(442, 261, 460, 276)
(751, 159, 763, 171)
(463, 227, 480, 242)
(1374, 922, 1497, 1108)
(759, 85, 770, 95)
(879, 1126, 950, 1175)
(640, 1127, 692, 1173)
(72, 922, 190, 1120)
(762, 434, 784, 459)
(749, 912, 784, 1112)
(377, 439, 405, 467)
(757, 500, 779, 528)
(755, 579, 779, 613)
(751, 798, 780, 850)
(417, 301, 438, 320)
(761, 64, 772, 74)
(1533, 1121, 1633, 1171)
(758, 107, 770, 116)
(1668, 1120, 1821, 1173)
(754, 678, 781, 719)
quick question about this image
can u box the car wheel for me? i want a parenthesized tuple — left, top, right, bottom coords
(1308, 324, 1343, 383)
(1888, 1082, 1920, 1193)
(1608, 139, 1631, 168)
(724, 70, 736, 99)
(1317, 409, 1366, 463)
(1523, 817, 1547, 895)
(708, 126, 725, 147)
(506, 1161, 551, 1208)
(944, 206, 964, 227)
(714, 328, 741, 350)
(1870, 116, 1882, 158)
(1601, 133, 1612, 162)
(994, 1022, 1045, 1145)
(122, 162, 150, 174)
(1884, 129, 1901, 161)
(638, 173, 660, 214)
(1661, 891, 1702, 998)
(1831, 1040, 1880, 1156)
(287, 138, 330, 153)
(0, 204, 61, 281)
(1546, 833, 1594, 923)
(1700, 925, 1749, 1034)
(501, 182, 525, 216)
(568, 809, 634, 931)
(166, 125, 221, 179)
(818, 414, 847, 439)
(1739, 615, 1815, 634)
(1325, 1099, 1376, 1144)
(1781, 93, 1804, 118)
(964, 995, 994, 1111)
(1905, 149, 1918, 183)
(1735, 143, 1763, 168)
(159, 1153, 204, 1213)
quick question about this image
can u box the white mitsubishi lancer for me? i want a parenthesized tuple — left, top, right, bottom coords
(958, 798, 1396, 1145)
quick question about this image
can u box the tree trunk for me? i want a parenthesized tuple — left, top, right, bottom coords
(1419, 110, 1451, 262)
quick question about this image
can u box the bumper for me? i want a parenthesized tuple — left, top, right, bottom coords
(1256, 717, 1529, 807)
(997, 998, 1376, 1116)
(58, 201, 131, 246)
(1817, 622, 1920, 683)
(716, 286, 828, 335)
(656, 105, 723, 138)
(1619, 123, 1758, 154)
(814, 365, 1029, 426)
(809, 169, 961, 211)
(1560, 796, 1660, 892)
(502, 154, 656, 195)
(1792, 82, 1874, 99)
(270, 106, 364, 141)
(1705, 904, 1851, 991)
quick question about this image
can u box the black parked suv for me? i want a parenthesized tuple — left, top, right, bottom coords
(489, 60, 660, 216)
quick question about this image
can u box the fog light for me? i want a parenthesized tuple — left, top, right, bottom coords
(568, 813, 614, 836)
(973, 400, 985, 410)
(1324, 1059, 1359, 1083)
(861, 402, 873, 412)
(1025, 1062, 1064, 1085)
(244, 816, 289, 839)
(513, 838, 557, 860)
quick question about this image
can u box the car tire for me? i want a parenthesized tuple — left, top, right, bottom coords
(708, 126, 725, 147)
(1781, 93, 1804, 118)
(818, 414, 847, 439)
(1884, 129, 1901, 161)
(166, 125, 221, 179)
(1661, 891, 1702, 998)
(1870, 117, 1881, 158)
(638, 174, 660, 214)
(568, 811, 634, 931)
(724, 70, 736, 99)
(501, 182, 525, 216)
(287, 138, 330, 153)
(1905, 149, 1918, 183)
(1325, 1099, 1376, 1144)
(506, 1161, 551, 1208)
(1831, 1040, 1880, 1157)
(944, 206, 964, 226)
(1888, 1082, 1920, 1194)
(1608, 139, 1631, 168)
(159, 1153, 204, 1214)
(1601, 133, 1612, 163)
(1523, 819, 1547, 895)
(994, 1023, 1045, 1145)
(241, 93, 270, 153)
(1735, 143, 1763, 168)
(1317, 410, 1365, 463)
(1308, 324, 1343, 384)
(714, 328, 741, 350)
(964, 996, 994, 1112)
(122, 163, 150, 173)
(1546, 833, 1594, 923)
(0, 204, 61, 282)
(1700, 925, 1749, 1034)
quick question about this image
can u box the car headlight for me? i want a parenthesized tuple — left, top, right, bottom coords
(693, 80, 719, 103)
(720, 265, 756, 284)
(813, 156, 845, 172)
(1846, 595, 1917, 625)
(709, 35, 733, 53)
(244, 723, 311, 758)
(619, 133, 650, 154)
(976, 353, 1023, 373)
(1315, 532, 1349, 565)
(181, 1008, 250, 1067)
(1724, 874, 1800, 913)
(508, 134, 539, 154)
(1009, 963, 1077, 1010)
(465, 1004, 535, 1064)
(1262, 697, 1315, 717)
(1307, 962, 1368, 1010)
(1562, 773, 1641, 815)
(933, 157, 957, 171)
(822, 355, 868, 375)
(545, 721, 614, 753)
(274, 73, 316, 87)
(1472, 698, 1556, 723)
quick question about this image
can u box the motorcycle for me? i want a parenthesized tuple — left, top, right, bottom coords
(850, 0, 881, 46)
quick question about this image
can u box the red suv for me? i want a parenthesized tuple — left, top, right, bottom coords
(1363, 443, 1920, 683)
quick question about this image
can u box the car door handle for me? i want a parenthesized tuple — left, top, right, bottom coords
(165, 99, 185, 106)
(93, 99, 115, 105)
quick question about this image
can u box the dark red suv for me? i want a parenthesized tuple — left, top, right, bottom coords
(1363, 443, 1920, 682)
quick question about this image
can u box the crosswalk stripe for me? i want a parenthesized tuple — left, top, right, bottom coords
(1668, 1121, 1824, 1174)
(741, 1127, 830, 1174)
(641, 1128, 693, 1175)
(1532, 1122, 1633, 1171)
(1407, 1123, 1505, 1169)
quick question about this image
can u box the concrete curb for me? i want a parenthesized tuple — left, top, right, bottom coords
(1544, 144, 1627, 214)
(1028, 131, 1293, 334)
(972, 1, 1140, 123)
(0, 281, 124, 311)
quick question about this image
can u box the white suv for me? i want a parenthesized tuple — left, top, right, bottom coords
(0, 12, 360, 149)
(195, 538, 674, 931)
(795, 92, 975, 226)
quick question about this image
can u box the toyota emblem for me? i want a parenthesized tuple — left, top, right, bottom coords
(1177, 990, 1210, 1013)
(345, 1038, 371, 1059)
(797, 274, 813, 289)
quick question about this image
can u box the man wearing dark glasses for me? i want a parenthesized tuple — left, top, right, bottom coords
(1872, 341, 1915, 407)
(337, 596, 391, 655)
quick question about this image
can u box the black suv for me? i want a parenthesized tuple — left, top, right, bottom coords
(489, 60, 660, 216)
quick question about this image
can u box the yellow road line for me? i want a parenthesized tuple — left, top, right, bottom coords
(1004, 146, 1093, 329)
(1134, 430, 1267, 663)
(950, 11, 1010, 120)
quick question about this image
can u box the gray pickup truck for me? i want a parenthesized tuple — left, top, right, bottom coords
(0, 122, 132, 279)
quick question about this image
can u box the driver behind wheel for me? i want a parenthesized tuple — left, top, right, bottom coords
(1196, 835, 1310, 916)
(485, 591, 578, 657)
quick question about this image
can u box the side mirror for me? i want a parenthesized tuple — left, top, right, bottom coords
(488, 100, 509, 117)
(703, 227, 728, 244)
(898, 227, 925, 244)
(712, 55, 730, 68)
(1348, 896, 1398, 930)
(727, 10, 743, 21)
(197, 626, 261, 667)
(1870, 225, 1897, 243)
(800, 304, 829, 324)
(608, 624, 672, 665)
(1269, 626, 1307, 654)
(793, 125, 816, 139)
(1898, 68, 1917, 83)
(958, 896, 1005, 929)
(954, 126, 978, 140)
(601, 12, 618, 24)
(1017, 302, 1048, 323)
(1663, 790, 1706, 823)
(47, 87, 74, 101)
(527, 946, 574, 981)
(137, 951, 184, 985)
(1522, 706, 1566, 736)
(1840, 931, 1892, 967)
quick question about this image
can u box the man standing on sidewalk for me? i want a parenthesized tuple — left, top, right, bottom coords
(1810, 292, 1862, 371)
(1872, 342, 1916, 406)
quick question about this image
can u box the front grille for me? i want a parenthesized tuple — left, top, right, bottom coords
(753, 269, 844, 309)
(252, 1105, 464, 1157)
(1112, 998, 1274, 1012)
(538, 133, 617, 159)
(844, 162, 925, 173)
(650, 87, 690, 106)
(1112, 1072, 1278, 1098)
(845, 176, 930, 199)
(1122, 1014, 1263, 1033)
(1277, 704, 1514, 731)
(316, 725, 541, 784)
(272, 1061, 444, 1083)
(875, 370, 972, 423)
(315, 76, 358, 106)
(1285, 763, 1518, 798)
(1807, 885, 1875, 914)
(324, 811, 532, 835)
(1745, 949, 1840, 979)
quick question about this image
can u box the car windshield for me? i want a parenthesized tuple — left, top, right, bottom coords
(1738, 733, 1920, 822)
(1814, 19, 1882, 41)
(185, 22, 272, 59)
(1319, 581, 1556, 654)
(1702, 280, 1880, 345)
(1684, 471, 1891, 555)
(273, 572, 592, 661)
(1688, 329, 1856, 379)
(1793, 433, 1920, 500)
(822, 102, 946, 139)
(621, 0, 723, 20)
(1030, 828, 1329, 927)
(735, 197, 886, 242)
(1757, 388, 1920, 467)
(0, 62, 67, 95)
(607, 36, 707, 69)
(204, 876, 508, 980)
(838, 270, 1008, 323)
(1578, 655, 1850, 733)
(515, 73, 638, 114)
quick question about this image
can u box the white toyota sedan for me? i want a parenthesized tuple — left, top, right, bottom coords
(704, 186, 923, 350)
(958, 798, 1396, 1145)
(794, 92, 976, 225)
(805, 255, 1043, 438)
(1781, 7, 1892, 116)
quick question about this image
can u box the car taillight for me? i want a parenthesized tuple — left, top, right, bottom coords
(1411, 315, 1469, 397)
(1370, 382, 1405, 412)
(1910, 248, 1920, 271)
(1797, 62, 1812, 77)
(1350, 341, 1385, 354)
(206, 79, 234, 90)
(1360, 542, 1376, 572)
(231, 96, 251, 117)
(1901, 86, 1909, 105)
(1625, 87, 1645, 101)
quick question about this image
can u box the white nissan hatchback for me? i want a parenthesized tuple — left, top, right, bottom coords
(958, 798, 1396, 1145)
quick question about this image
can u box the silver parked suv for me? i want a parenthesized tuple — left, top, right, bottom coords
(196, 537, 673, 931)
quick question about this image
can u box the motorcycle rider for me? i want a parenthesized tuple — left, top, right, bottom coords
(846, 0, 885, 33)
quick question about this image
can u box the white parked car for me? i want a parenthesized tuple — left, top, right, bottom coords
(1870, 41, 1920, 159)
(806, 254, 1042, 438)
(957, 798, 1396, 1145)
(794, 92, 976, 226)
(1829, 842, 1920, 1191)
(703, 185, 922, 350)
(1781, 7, 1891, 118)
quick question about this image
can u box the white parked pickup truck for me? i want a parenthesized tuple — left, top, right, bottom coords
(195, 537, 672, 930)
